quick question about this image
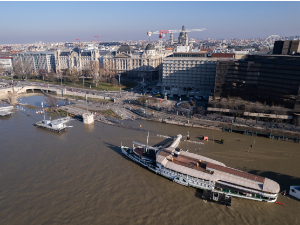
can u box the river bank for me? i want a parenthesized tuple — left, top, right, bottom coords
(126, 107, 300, 143)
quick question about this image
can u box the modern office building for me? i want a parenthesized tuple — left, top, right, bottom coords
(13, 51, 56, 72)
(273, 40, 300, 55)
(214, 54, 300, 111)
(161, 57, 219, 97)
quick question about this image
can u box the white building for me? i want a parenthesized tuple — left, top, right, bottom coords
(55, 47, 100, 72)
(0, 56, 13, 72)
(102, 44, 170, 80)
(161, 57, 218, 97)
(13, 51, 56, 72)
(176, 46, 190, 52)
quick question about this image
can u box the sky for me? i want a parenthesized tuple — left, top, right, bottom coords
(0, 1, 300, 44)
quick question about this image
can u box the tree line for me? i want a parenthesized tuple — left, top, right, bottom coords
(12, 60, 119, 86)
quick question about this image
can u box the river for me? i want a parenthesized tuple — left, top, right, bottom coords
(0, 94, 299, 225)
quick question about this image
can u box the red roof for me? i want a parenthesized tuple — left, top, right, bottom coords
(200, 49, 213, 52)
(0, 57, 12, 59)
(211, 53, 235, 58)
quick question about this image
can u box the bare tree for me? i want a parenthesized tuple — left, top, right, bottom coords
(67, 68, 79, 83)
(12, 60, 23, 78)
(47, 69, 56, 82)
(38, 69, 47, 80)
(0, 62, 5, 77)
(13, 60, 32, 79)
(45, 96, 58, 108)
(56, 70, 63, 84)
(179, 102, 191, 109)
(197, 106, 206, 114)
(111, 77, 118, 87)
(103, 61, 117, 81)
(23, 60, 32, 79)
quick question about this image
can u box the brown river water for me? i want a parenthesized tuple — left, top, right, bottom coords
(0, 94, 300, 225)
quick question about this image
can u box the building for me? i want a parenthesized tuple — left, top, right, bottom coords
(214, 54, 300, 111)
(273, 40, 300, 55)
(176, 46, 189, 52)
(55, 47, 100, 72)
(102, 44, 166, 80)
(0, 56, 13, 74)
(13, 51, 56, 73)
(177, 25, 188, 46)
(161, 57, 219, 97)
(170, 52, 208, 58)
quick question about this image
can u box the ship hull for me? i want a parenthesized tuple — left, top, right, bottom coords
(121, 146, 278, 203)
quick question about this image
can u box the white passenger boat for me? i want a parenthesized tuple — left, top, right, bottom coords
(121, 134, 280, 205)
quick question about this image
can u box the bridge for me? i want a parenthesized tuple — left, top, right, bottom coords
(0, 85, 108, 100)
(0, 83, 142, 101)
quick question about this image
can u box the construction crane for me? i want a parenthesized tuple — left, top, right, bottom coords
(76, 38, 96, 47)
(94, 35, 110, 45)
(147, 26, 206, 53)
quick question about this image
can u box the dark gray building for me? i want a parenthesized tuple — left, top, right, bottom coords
(214, 54, 300, 111)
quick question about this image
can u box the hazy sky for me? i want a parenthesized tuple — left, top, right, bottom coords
(1, 1, 300, 44)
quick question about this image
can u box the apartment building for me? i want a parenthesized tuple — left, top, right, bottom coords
(161, 57, 219, 97)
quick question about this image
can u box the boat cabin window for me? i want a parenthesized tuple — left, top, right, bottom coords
(291, 189, 296, 193)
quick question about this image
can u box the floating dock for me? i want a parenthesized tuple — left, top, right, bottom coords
(35, 117, 71, 133)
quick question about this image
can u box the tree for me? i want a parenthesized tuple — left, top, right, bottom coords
(45, 96, 58, 108)
(111, 77, 118, 87)
(48, 69, 56, 82)
(179, 102, 191, 109)
(12, 60, 23, 78)
(38, 69, 47, 80)
(56, 70, 63, 84)
(7, 88, 17, 105)
(213, 94, 216, 101)
(103, 61, 117, 81)
(0, 62, 5, 77)
(219, 96, 222, 102)
(23, 60, 32, 79)
(197, 106, 206, 114)
(227, 95, 230, 101)
(67, 68, 79, 83)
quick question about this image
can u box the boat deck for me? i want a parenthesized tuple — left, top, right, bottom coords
(158, 148, 265, 182)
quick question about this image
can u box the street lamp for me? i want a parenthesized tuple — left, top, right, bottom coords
(118, 74, 121, 86)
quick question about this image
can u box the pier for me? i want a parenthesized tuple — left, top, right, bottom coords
(35, 117, 71, 133)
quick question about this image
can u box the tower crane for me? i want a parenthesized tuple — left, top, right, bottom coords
(94, 35, 110, 45)
(76, 38, 96, 47)
(147, 26, 206, 53)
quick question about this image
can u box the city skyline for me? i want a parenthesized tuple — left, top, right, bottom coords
(1, 1, 300, 44)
